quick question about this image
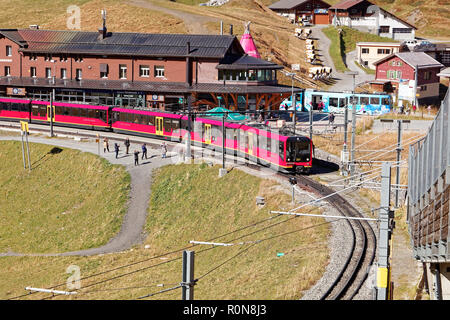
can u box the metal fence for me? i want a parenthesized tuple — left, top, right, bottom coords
(408, 89, 450, 261)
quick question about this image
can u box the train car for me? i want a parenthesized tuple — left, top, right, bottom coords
(279, 92, 305, 112)
(30, 100, 111, 131)
(111, 108, 184, 141)
(0, 98, 31, 122)
(303, 89, 391, 115)
(191, 116, 313, 173)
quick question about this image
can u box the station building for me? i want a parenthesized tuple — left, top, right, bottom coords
(0, 25, 297, 112)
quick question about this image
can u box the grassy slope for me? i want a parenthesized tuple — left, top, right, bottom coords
(322, 25, 398, 72)
(0, 163, 330, 300)
(0, 140, 130, 253)
(0, 0, 186, 34)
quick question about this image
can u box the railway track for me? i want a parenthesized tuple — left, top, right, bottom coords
(294, 174, 377, 300)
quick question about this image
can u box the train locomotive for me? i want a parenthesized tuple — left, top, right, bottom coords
(0, 97, 314, 174)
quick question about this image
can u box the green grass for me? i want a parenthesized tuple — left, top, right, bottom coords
(355, 61, 376, 75)
(323, 26, 398, 72)
(0, 140, 130, 253)
(0, 163, 330, 300)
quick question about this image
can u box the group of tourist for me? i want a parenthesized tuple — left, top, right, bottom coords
(102, 137, 168, 166)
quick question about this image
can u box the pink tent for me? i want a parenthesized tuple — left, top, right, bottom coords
(240, 21, 261, 59)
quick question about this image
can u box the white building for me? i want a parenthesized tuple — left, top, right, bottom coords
(329, 0, 417, 40)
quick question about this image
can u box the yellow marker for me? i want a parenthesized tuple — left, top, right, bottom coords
(377, 267, 388, 288)
(20, 121, 29, 133)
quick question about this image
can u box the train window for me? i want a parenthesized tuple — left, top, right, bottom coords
(88, 109, 96, 118)
(11, 103, 19, 111)
(80, 108, 88, 118)
(140, 115, 147, 125)
(55, 106, 63, 115)
(266, 136, 271, 152)
(381, 97, 390, 105)
(164, 118, 172, 131)
(132, 114, 139, 123)
(339, 98, 347, 108)
(329, 97, 339, 107)
(360, 97, 369, 105)
(286, 139, 310, 162)
(0, 102, 3, 111)
(70, 108, 80, 117)
(279, 141, 285, 161)
(172, 119, 180, 130)
(98, 110, 106, 122)
(370, 97, 380, 105)
(19, 104, 28, 112)
(39, 105, 47, 117)
(148, 116, 155, 126)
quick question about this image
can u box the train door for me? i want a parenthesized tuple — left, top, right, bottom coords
(156, 117, 164, 136)
(248, 132, 253, 156)
(46, 105, 55, 122)
(204, 124, 212, 145)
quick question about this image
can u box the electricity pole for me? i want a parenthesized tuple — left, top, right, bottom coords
(395, 120, 403, 208)
(376, 162, 394, 300)
(181, 250, 195, 300)
(346, 71, 358, 176)
(186, 95, 192, 162)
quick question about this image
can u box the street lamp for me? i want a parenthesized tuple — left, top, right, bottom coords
(345, 71, 358, 176)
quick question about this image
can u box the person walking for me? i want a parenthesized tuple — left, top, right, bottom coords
(103, 137, 110, 153)
(141, 143, 148, 160)
(134, 149, 140, 166)
(114, 142, 120, 159)
(161, 142, 167, 159)
(124, 138, 130, 154)
(329, 112, 335, 125)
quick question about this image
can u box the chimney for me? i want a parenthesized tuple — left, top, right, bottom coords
(29, 25, 39, 30)
(98, 9, 107, 40)
(230, 24, 233, 35)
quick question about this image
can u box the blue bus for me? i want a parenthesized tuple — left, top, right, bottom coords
(280, 90, 392, 115)
(303, 90, 391, 115)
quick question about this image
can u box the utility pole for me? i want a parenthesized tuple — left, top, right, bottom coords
(346, 71, 358, 176)
(309, 104, 313, 141)
(181, 250, 195, 300)
(50, 88, 55, 137)
(395, 120, 402, 208)
(376, 162, 394, 300)
(186, 95, 192, 162)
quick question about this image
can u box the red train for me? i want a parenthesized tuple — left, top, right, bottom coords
(0, 97, 314, 173)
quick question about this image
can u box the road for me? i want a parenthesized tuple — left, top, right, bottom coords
(310, 25, 375, 92)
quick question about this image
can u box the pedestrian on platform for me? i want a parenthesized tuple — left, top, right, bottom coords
(161, 142, 167, 159)
(114, 143, 120, 159)
(103, 137, 110, 153)
(124, 138, 130, 154)
(134, 150, 140, 166)
(142, 143, 148, 160)
(329, 112, 335, 125)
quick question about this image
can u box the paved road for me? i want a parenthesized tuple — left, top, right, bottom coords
(0, 131, 180, 257)
(310, 25, 375, 92)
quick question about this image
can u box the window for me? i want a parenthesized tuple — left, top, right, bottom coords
(339, 97, 347, 108)
(423, 71, 431, 80)
(370, 97, 380, 105)
(154, 66, 165, 78)
(139, 65, 150, 77)
(30, 67, 36, 77)
(4, 66, 10, 76)
(76, 68, 82, 80)
(60, 68, 67, 79)
(29, 53, 37, 60)
(360, 97, 369, 105)
(45, 68, 52, 78)
(382, 97, 390, 105)
(100, 63, 108, 78)
(45, 54, 52, 61)
(6, 45, 12, 56)
(393, 28, 412, 34)
(362, 48, 369, 54)
(379, 26, 390, 33)
(60, 54, 68, 62)
(420, 85, 428, 91)
(377, 49, 391, 55)
(329, 97, 339, 107)
(119, 64, 127, 79)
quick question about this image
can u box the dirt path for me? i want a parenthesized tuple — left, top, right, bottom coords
(0, 134, 179, 257)
(127, 0, 219, 34)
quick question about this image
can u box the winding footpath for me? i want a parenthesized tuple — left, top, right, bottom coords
(0, 133, 178, 257)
